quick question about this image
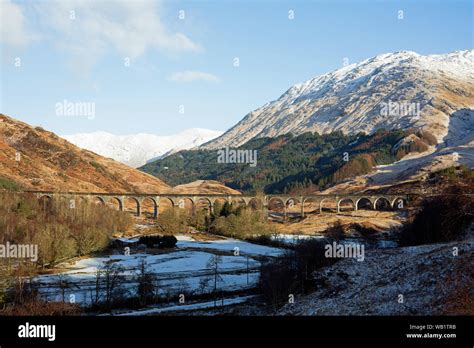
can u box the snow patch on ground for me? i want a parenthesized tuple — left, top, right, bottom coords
(176, 235, 283, 257)
(278, 233, 474, 315)
(112, 295, 257, 316)
(35, 236, 282, 307)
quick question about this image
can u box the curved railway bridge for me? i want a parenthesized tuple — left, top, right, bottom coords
(22, 190, 412, 219)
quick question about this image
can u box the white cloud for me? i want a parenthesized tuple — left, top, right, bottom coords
(0, 0, 36, 47)
(14, 0, 201, 71)
(168, 70, 220, 83)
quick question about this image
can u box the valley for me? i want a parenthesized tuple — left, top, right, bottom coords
(0, 50, 472, 318)
(27, 199, 408, 315)
(1, 1, 473, 345)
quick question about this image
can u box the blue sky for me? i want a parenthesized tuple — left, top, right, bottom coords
(1, 0, 472, 136)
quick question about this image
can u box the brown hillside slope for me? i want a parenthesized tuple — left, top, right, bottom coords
(171, 180, 241, 195)
(0, 114, 170, 193)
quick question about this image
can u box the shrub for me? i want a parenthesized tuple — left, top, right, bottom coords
(136, 260, 157, 306)
(187, 209, 209, 231)
(416, 129, 438, 146)
(33, 224, 77, 266)
(90, 161, 105, 173)
(0, 177, 21, 191)
(245, 235, 287, 249)
(351, 223, 379, 239)
(395, 137, 429, 160)
(138, 235, 162, 247)
(258, 254, 296, 309)
(1, 299, 82, 316)
(219, 202, 233, 217)
(332, 154, 375, 182)
(138, 235, 177, 249)
(73, 227, 110, 256)
(210, 208, 276, 239)
(0, 262, 13, 305)
(325, 221, 345, 240)
(160, 235, 178, 248)
(399, 193, 474, 246)
(0, 193, 133, 266)
(429, 165, 474, 185)
(157, 208, 188, 234)
(258, 238, 339, 309)
(0, 193, 135, 313)
(14, 200, 36, 218)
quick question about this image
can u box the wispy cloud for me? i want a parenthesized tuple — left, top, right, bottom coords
(4, 0, 202, 72)
(168, 70, 220, 83)
(0, 0, 37, 47)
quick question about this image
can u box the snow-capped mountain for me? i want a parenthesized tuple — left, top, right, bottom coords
(203, 50, 473, 149)
(63, 129, 223, 168)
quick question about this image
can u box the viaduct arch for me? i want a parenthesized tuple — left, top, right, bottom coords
(25, 191, 411, 220)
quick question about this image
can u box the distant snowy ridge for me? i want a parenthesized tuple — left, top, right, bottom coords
(63, 128, 223, 168)
(203, 50, 474, 149)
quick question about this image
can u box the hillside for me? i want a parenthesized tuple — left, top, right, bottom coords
(170, 180, 242, 195)
(141, 128, 436, 194)
(0, 114, 170, 193)
(203, 50, 473, 150)
(319, 108, 474, 194)
(278, 228, 474, 315)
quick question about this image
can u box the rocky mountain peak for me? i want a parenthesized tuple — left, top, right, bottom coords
(203, 50, 473, 150)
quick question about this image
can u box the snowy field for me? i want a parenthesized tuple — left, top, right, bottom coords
(176, 235, 283, 257)
(34, 235, 283, 309)
(112, 295, 257, 316)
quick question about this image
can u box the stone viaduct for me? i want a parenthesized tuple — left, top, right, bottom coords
(25, 191, 410, 219)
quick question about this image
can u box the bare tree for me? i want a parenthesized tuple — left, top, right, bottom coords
(90, 269, 102, 306)
(55, 273, 74, 303)
(135, 260, 157, 307)
(89, 264, 125, 311)
(102, 264, 125, 310)
(198, 276, 211, 295)
(206, 255, 223, 307)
